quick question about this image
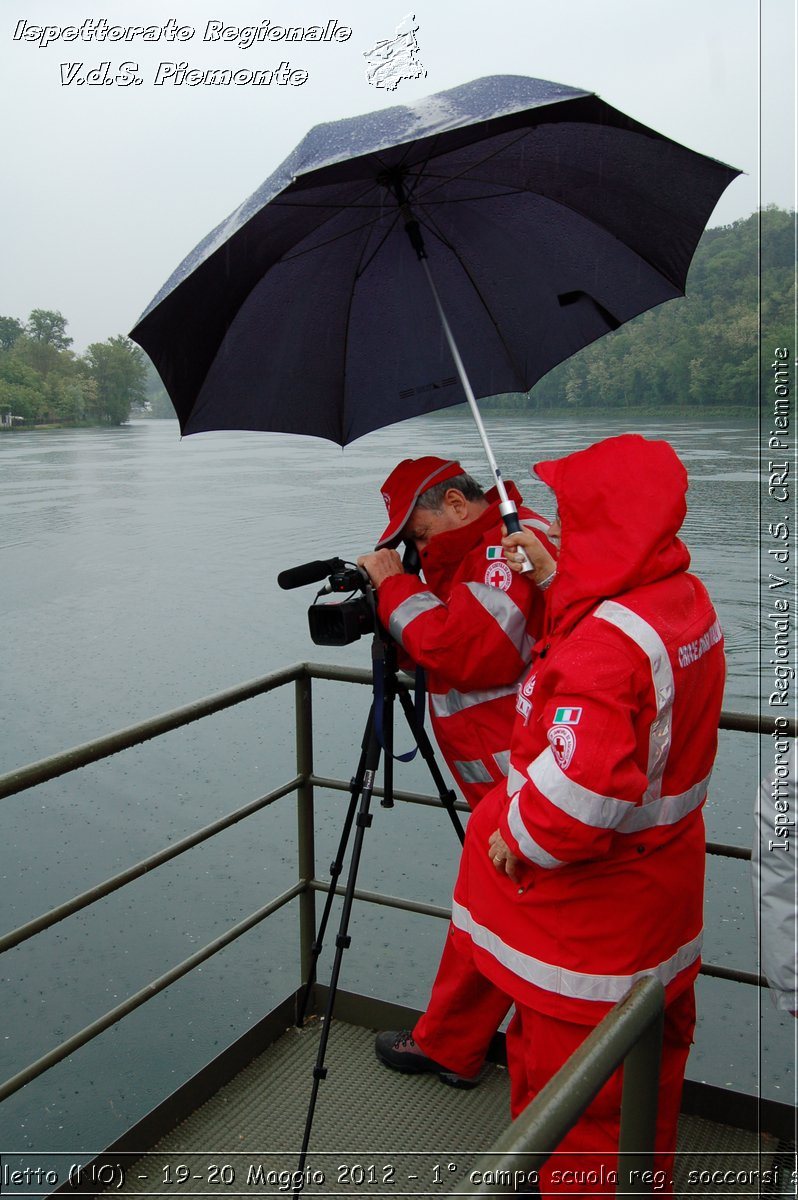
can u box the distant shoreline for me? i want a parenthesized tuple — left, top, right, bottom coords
(1, 405, 757, 433)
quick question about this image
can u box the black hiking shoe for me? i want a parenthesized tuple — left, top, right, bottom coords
(374, 1030, 482, 1089)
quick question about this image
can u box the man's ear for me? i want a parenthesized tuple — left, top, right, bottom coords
(443, 488, 469, 521)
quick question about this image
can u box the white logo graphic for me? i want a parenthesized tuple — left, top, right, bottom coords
(381, 490, 391, 510)
(364, 13, 426, 91)
(548, 724, 576, 770)
(485, 561, 512, 591)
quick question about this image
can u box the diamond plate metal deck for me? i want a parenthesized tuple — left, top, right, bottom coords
(107, 1017, 787, 1199)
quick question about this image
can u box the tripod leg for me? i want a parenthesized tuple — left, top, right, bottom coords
(396, 681, 466, 845)
(295, 707, 375, 1027)
(295, 708, 383, 1185)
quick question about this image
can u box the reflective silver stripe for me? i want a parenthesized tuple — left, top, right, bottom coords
(464, 582, 533, 660)
(618, 772, 712, 831)
(455, 759, 493, 784)
(527, 750, 711, 835)
(451, 899, 702, 1004)
(529, 748, 631, 830)
(594, 600, 674, 805)
(507, 793, 566, 868)
(493, 750, 511, 777)
(521, 517, 551, 535)
(507, 764, 526, 798)
(506, 595, 708, 848)
(388, 592, 444, 645)
(430, 680, 518, 719)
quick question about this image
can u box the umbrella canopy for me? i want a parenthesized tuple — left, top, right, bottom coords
(130, 75, 739, 443)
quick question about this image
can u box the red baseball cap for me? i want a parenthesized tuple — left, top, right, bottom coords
(376, 456, 464, 548)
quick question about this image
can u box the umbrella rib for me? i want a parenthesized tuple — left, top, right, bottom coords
(417, 207, 528, 390)
(339, 201, 408, 443)
(275, 207, 392, 264)
(416, 176, 689, 294)
(273, 187, 531, 209)
(273, 185, 689, 294)
(411, 127, 536, 201)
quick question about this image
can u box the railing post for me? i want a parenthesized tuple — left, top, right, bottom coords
(295, 669, 317, 992)
(617, 982, 664, 1195)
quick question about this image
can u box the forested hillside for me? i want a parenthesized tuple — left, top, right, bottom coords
(490, 206, 794, 412)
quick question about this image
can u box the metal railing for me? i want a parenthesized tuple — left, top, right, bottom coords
(0, 663, 791, 1111)
(464, 975, 666, 1196)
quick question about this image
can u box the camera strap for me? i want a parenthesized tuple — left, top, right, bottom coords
(373, 660, 426, 762)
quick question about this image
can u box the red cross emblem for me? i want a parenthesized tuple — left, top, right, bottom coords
(485, 562, 512, 591)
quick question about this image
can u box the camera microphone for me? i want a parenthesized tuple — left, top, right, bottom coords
(277, 557, 347, 590)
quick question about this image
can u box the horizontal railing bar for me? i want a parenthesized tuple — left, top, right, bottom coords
(0, 882, 305, 1104)
(699, 962, 767, 988)
(301, 662, 374, 686)
(314, 776, 754, 861)
(309, 774, 470, 813)
(307, 882, 769, 987)
(706, 840, 751, 860)
(0, 777, 302, 955)
(0, 696, 782, 809)
(719, 710, 796, 736)
(0, 665, 307, 802)
(309, 879, 452, 921)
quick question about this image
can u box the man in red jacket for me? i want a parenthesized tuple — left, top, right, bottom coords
(357, 455, 556, 1086)
(453, 434, 725, 1194)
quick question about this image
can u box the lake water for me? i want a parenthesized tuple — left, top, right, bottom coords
(0, 412, 790, 1165)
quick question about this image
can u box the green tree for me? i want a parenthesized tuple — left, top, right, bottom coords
(0, 353, 44, 420)
(12, 333, 74, 380)
(83, 336, 148, 424)
(26, 308, 73, 351)
(0, 316, 25, 351)
(50, 374, 99, 423)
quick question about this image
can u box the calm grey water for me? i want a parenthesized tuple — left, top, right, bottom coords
(0, 413, 789, 1166)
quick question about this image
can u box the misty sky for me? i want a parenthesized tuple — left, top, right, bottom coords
(1, 0, 795, 352)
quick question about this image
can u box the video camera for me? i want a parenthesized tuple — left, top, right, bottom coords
(276, 557, 376, 646)
(277, 545, 421, 647)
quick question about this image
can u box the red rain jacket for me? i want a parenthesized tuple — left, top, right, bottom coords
(452, 436, 726, 1022)
(376, 483, 553, 808)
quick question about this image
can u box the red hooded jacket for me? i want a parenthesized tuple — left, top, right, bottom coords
(376, 482, 553, 808)
(452, 436, 726, 1022)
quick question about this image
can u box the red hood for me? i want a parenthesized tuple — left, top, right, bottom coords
(535, 435, 691, 636)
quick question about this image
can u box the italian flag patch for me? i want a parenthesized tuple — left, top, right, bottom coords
(553, 706, 582, 725)
(486, 546, 505, 559)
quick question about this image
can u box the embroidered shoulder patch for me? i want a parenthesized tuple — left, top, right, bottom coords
(485, 561, 512, 591)
(553, 706, 582, 725)
(548, 724, 576, 769)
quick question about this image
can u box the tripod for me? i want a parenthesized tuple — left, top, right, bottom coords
(294, 625, 465, 1181)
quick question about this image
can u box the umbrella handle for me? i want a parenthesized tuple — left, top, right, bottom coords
(499, 501, 535, 575)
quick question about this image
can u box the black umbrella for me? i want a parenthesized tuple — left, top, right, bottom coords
(131, 74, 738, 536)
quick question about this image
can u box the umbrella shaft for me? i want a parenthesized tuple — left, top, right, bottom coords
(419, 257, 511, 509)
